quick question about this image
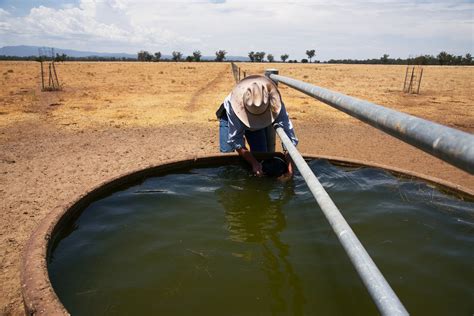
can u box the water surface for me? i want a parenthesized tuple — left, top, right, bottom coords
(49, 159, 474, 315)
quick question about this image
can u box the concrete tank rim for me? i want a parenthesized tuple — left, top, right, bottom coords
(20, 153, 474, 316)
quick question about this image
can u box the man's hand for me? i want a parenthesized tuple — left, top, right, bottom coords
(237, 147, 263, 176)
(278, 151, 294, 181)
(278, 166, 293, 181)
(252, 161, 263, 177)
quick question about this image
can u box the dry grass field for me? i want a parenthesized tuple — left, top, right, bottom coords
(0, 61, 473, 315)
(1, 62, 472, 131)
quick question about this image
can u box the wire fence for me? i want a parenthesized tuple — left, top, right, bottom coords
(38, 47, 61, 91)
(403, 65, 423, 94)
(230, 62, 246, 83)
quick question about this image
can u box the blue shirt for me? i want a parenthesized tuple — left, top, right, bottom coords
(223, 94, 299, 150)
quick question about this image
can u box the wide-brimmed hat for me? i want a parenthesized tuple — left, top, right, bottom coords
(230, 75, 282, 129)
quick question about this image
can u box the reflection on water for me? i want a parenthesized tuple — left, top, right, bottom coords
(217, 169, 290, 243)
(216, 168, 305, 314)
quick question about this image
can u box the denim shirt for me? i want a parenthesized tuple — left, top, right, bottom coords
(222, 94, 299, 150)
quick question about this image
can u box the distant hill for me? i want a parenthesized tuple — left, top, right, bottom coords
(0, 45, 137, 58)
(0, 45, 250, 61)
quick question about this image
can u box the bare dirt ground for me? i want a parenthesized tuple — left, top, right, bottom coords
(0, 61, 473, 315)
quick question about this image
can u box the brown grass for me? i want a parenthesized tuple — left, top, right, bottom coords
(0, 62, 472, 132)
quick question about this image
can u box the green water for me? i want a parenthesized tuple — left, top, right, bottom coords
(49, 159, 474, 315)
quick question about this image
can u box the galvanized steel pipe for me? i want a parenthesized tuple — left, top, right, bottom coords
(270, 74, 474, 174)
(275, 126, 409, 316)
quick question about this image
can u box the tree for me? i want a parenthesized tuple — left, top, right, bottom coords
(306, 49, 316, 62)
(381, 54, 389, 63)
(254, 51, 266, 62)
(172, 51, 183, 62)
(215, 50, 227, 62)
(437, 51, 452, 65)
(463, 53, 472, 65)
(280, 54, 289, 62)
(55, 53, 67, 62)
(454, 55, 463, 65)
(301, 58, 308, 63)
(248, 51, 255, 62)
(414, 55, 428, 65)
(154, 52, 161, 62)
(193, 50, 202, 62)
(267, 54, 274, 62)
(186, 55, 194, 62)
(137, 50, 152, 61)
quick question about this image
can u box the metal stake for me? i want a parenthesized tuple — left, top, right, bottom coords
(40, 61, 44, 91)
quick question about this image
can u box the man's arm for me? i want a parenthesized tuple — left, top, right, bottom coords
(237, 147, 263, 176)
(274, 103, 299, 147)
(273, 103, 297, 179)
(284, 151, 294, 176)
(225, 99, 263, 176)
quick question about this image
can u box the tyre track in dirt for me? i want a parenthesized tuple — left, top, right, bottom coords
(187, 65, 230, 111)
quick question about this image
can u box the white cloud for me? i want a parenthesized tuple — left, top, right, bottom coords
(0, 0, 201, 53)
(0, 0, 472, 59)
(0, 8, 10, 16)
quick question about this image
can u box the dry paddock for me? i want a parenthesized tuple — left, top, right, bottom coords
(0, 61, 473, 315)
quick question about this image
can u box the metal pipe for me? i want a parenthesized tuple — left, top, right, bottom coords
(275, 126, 409, 316)
(270, 74, 474, 174)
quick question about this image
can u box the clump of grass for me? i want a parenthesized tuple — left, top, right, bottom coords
(171, 79, 176, 83)
(7, 69, 13, 73)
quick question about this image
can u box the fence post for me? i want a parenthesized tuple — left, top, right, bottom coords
(264, 69, 279, 152)
(40, 61, 45, 91)
(416, 68, 423, 94)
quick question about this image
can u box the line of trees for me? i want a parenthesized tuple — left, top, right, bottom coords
(246, 49, 318, 63)
(1, 50, 472, 65)
(137, 49, 228, 62)
(328, 52, 473, 66)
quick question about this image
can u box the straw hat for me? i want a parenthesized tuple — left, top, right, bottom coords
(230, 75, 282, 129)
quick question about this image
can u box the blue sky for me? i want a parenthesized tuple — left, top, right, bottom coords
(0, 0, 472, 60)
